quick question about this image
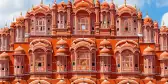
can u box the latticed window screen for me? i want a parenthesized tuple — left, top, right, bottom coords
(121, 50, 133, 71)
(36, 18, 45, 31)
(79, 18, 88, 30)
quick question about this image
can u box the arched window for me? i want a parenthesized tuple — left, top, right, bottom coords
(0, 52, 9, 77)
(70, 38, 96, 71)
(76, 47, 90, 71)
(101, 12, 107, 28)
(78, 17, 88, 30)
(163, 35, 167, 50)
(36, 17, 45, 31)
(121, 50, 133, 71)
(116, 52, 120, 72)
(124, 20, 129, 31)
(0, 35, 9, 51)
(16, 27, 24, 42)
(58, 12, 67, 29)
(34, 49, 45, 72)
(100, 56, 111, 72)
(92, 52, 96, 70)
(57, 56, 67, 72)
(115, 40, 139, 73)
(29, 39, 52, 75)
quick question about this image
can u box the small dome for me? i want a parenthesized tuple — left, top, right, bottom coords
(0, 28, 10, 34)
(32, 4, 50, 11)
(110, 2, 115, 9)
(0, 52, 9, 60)
(147, 81, 154, 84)
(57, 0, 67, 9)
(14, 46, 25, 55)
(154, 21, 158, 28)
(57, 80, 66, 84)
(57, 47, 67, 53)
(143, 46, 155, 56)
(101, 1, 110, 9)
(67, 0, 72, 7)
(16, 13, 25, 22)
(56, 47, 68, 56)
(100, 47, 111, 56)
(10, 22, 16, 28)
(52, 0, 57, 8)
(95, 0, 100, 7)
(138, 11, 142, 19)
(26, 12, 30, 18)
(60, 0, 66, 5)
(121, 42, 133, 48)
(160, 51, 168, 60)
(144, 15, 153, 24)
(56, 39, 68, 46)
(101, 80, 111, 84)
(100, 39, 111, 47)
(118, 5, 136, 14)
(95, 0, 100, 6)
(160, 26, 167, 32)
(75, 0, 90, 8)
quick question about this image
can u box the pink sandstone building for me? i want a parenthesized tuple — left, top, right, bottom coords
(0, 0, 168, 84)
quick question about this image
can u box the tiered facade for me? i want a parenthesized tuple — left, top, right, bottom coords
(0, 0, 168, 84)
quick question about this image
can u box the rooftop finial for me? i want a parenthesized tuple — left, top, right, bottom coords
(163, 21, 165, 26)
(32, 4, 34, 9)
(5, 23, 7, 27)
(54, 0, 56, 3)
(116, 4, 118, 9)
(112, 0, 114, 3)
(27, 8, 30, 12)
(13, 17, 15, 21)
(124, 0, 127, 6)
(49, 4, 50, 7)
(41, 0, 43, 4)
(20, 12, 22, 16)
(146, 11, 148, 16)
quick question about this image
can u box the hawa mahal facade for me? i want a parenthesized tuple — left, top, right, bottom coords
(0, 0, 168, 84)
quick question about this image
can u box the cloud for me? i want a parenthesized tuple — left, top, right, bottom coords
(161, 12, 168, 26)
(0, 0, 153, 28)
(156, 0, 168, 7)
(0, 0, 51, 28)
(106, 0, 152, 8)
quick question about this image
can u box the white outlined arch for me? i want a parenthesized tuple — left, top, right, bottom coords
(118, 80, 139, 84)
(29, 80, 50, 84)
(71, 78, 96, 84)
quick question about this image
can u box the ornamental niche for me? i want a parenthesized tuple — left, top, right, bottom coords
(70, 38, 96, 71)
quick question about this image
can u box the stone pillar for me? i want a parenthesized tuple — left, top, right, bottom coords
(95, 1, 100, 35)
(9, 27, 14, 51)
(119, 17, 122, 36)
(1, 36, 3, 50)
(45, 16, 47, 35)
(52, 4, 57, 35)
(67, 1, 72, 34)
(25, 18, 30, 42)
(138, 19, 142, 34)
(110, 8, 116, 36)
(138, 18, 143, 43)
(154, 26, 160, 50)
(75, 15, 77, 34)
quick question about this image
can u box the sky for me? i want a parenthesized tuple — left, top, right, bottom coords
(0, 0, 168, 28)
